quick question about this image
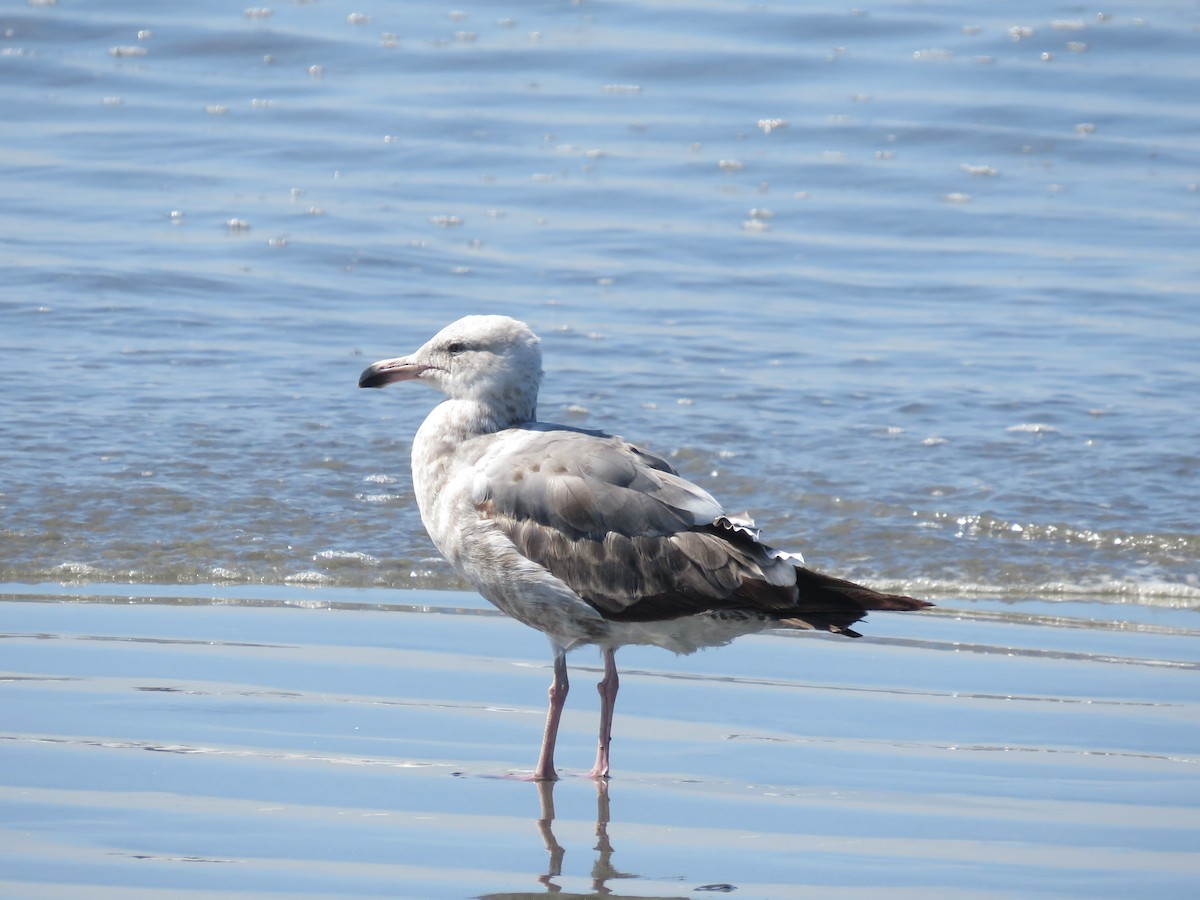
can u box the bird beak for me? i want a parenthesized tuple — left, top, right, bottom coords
(358, 355, 427, 388)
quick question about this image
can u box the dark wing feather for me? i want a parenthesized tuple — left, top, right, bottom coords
(473, 425, 931, 633)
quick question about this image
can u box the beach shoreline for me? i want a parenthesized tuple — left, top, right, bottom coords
(2, 584, 1196, 898)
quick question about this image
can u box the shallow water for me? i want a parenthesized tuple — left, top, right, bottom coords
(2, 1, 1199, 896)
(2, 584, 1198, 899)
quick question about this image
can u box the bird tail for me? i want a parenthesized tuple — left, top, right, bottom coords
(777, 566, 933, 638)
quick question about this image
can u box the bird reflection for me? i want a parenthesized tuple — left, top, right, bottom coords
(479, 780, 689, 900)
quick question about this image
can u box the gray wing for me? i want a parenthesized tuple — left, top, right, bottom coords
(470, 426, 801, 621)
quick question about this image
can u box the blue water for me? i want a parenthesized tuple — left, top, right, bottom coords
(2, 0, 1198, 603)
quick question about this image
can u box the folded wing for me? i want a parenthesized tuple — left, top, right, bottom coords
(472, 427, 929, 635)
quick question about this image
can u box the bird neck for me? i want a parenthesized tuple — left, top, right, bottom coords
(411, 398, 536, 496)
(438, 396, 536, 436)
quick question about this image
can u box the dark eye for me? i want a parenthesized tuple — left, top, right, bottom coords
(446, 341, 466, 354)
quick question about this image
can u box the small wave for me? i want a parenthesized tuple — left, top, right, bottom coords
(875, 576, 1200, 607)
(55, 562, 104, 577)
(315, 550, 380, 566)
(932, 513, 1195, 558)
(283, 571, 335, 585)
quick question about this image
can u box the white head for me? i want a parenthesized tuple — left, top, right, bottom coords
(359, 315, 543, 425)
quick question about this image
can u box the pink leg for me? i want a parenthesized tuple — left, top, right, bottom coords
(533, 650, 569, 781)
(589, 647, 619, 779)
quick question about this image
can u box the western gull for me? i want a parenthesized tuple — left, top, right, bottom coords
(359, 315, 931, 780)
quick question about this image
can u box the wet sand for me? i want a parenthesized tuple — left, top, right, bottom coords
(1, 585, 1197, 898)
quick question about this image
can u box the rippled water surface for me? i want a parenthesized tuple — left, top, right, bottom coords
(4, 0, 1199, 599)
(2, 1, 1199, 896)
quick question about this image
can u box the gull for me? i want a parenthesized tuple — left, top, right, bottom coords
(359, 315, 931, 780)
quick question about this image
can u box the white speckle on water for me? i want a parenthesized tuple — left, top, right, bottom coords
(316, 550, 379, 566)
(1007, 423, 1059, 434)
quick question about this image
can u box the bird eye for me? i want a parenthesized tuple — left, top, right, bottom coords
(446, 341, 466, 354)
